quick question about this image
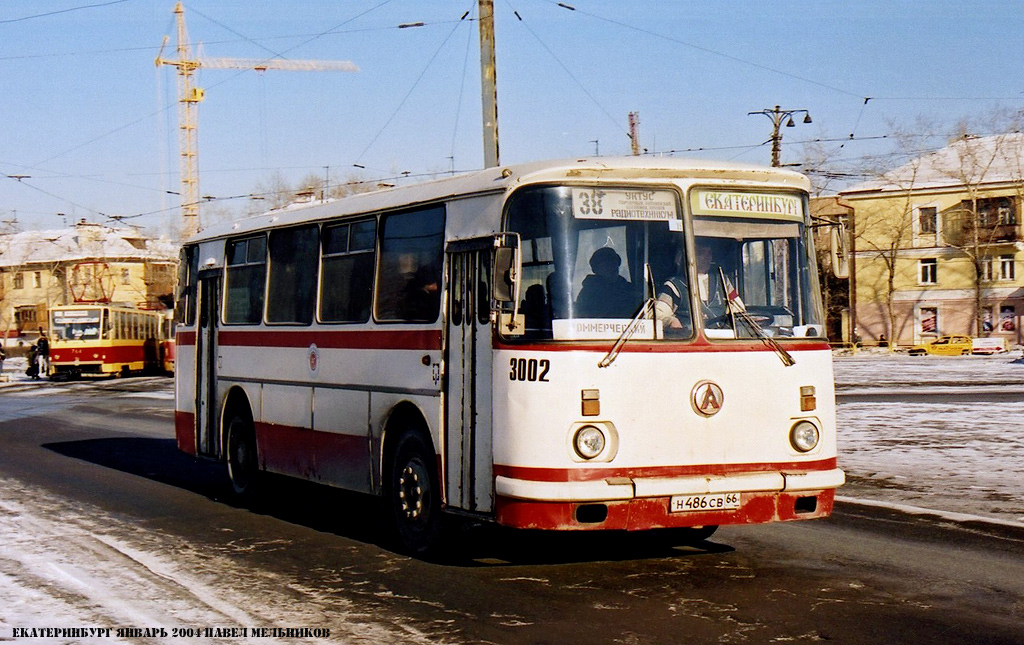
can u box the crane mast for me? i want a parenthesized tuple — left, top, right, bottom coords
(155, 3, 357, 239)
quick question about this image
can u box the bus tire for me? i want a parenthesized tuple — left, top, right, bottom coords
(386, 431, 442, 556)
(226, 413, 260, 499)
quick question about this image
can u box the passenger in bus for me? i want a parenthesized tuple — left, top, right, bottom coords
(575, 247, 637, 318)
(522, 284, 551, 331)
(403, 265, 441, 321)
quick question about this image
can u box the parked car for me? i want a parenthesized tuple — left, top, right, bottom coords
(908, 335, 973, 356)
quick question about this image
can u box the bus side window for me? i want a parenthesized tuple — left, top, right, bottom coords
(225, 236, 267, 324)
(320, 219, 377, 323)
(177, 246, 198, 326)
(267, 225, 319, 325)
(375, 206, 446, 323)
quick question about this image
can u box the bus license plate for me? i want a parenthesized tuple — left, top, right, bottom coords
(670, 492, 741, 513)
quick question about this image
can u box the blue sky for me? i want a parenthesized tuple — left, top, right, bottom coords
(2, 0, 1024, 236)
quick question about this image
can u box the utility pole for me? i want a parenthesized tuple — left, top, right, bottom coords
(156, 3, 357, 239)
(628, 112, 641, 156)
(748, 105, 812, 167)
(478, 0, 500, 168)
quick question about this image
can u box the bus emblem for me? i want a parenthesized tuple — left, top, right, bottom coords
(308, 344, 320, 375)
(691, 380, 724, 417)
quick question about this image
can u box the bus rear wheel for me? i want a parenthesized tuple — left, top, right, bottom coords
(226, 414, 260, 498)
(387, 431, 442, 556)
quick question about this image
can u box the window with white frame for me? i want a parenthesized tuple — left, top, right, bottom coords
(33, 272, 41, 288)
(1000, 305, 1017, 331)
(982, 256, 994, 281)
(920, 306, 938, 335)
(919, 258, 937, 284)
(918, 206, 937, 234)
(1000, 254, 1015, 281)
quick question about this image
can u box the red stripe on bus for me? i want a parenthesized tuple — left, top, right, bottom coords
(495, 489, 835, 531)
(215, 329, 443, 351)
(175, 411, 197, 456)
(174, 327, 828, 355)
(492, 458, 838, 483)
(494, 340, 833, 353)
(255, 421, 372, 484)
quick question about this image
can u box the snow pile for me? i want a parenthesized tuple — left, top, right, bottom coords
(835, 353, 1024, 525)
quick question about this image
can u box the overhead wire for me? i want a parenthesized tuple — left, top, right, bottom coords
(503, 0, 629, 141)
(449, 9, 477, 172)
(0, 0, 130, 25)
(353, 9, 472, 165)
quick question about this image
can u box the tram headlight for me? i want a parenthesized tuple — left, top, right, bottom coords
(573, 425, 606, 460)
(789, 421, 820, 453)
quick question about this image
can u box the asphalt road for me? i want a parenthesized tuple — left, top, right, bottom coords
(1, 377, 1022, 644)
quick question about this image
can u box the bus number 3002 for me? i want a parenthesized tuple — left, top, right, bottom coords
(509, 358, 550, 382)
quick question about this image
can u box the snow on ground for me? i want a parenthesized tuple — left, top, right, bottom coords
(1, 350, 1023, 641)
(834, 351, 1024, 525)
(0, 478, 439, 645)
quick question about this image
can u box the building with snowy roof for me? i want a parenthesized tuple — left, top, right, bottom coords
(840, 132, 1024, 347)
(0, 221, 178, 342)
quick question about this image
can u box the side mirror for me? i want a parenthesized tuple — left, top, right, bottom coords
(493, 246, 519, 303)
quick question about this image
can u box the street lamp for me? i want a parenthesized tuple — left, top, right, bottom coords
(748, 105, 812, 167)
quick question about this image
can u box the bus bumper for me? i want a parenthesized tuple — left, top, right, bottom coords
(493, 468, 845, 531)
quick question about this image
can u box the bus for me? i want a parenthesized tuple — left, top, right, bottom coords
(49, 304, 168, 378)
(174, 157, 844, 554)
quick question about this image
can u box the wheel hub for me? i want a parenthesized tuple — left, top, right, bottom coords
(398, 462, 426, 520)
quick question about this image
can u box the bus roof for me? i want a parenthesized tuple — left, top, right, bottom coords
(191, 156, 810, 242)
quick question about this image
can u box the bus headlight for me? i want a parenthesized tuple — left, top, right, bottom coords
(790, 421, 820, 453)
(574, 425, 606, 460)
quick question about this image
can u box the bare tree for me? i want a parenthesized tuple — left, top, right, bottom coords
(933, 112, 1024, 335)
(847, 121, 942, 344)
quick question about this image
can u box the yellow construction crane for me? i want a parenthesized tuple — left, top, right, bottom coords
(155, 3, 358, 238)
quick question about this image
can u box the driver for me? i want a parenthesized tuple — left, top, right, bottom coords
(654, 248, 693, 334)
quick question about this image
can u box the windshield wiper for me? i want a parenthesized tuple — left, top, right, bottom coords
(719, 268, 795, 367)
(598, 263, 658, 368)
(598, 298, 658, 368)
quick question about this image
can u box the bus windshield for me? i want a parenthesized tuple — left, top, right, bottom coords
(505, 185, 824, 341)
(693, 217, 824, 339)
(51, 308, 102, 341)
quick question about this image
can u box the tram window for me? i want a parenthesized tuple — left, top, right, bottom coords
(225, 236, 267, 324)
(320, 218, 376, 323)
(375, 206, 445, 322)
(267, 225, 319, 324)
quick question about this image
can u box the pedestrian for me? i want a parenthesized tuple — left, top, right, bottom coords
(0, 343, 6, 375)
(35, 327, 49, 377)
(26, 343, 39, 379)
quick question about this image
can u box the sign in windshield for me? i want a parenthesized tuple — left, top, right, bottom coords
(691, 189, 803, 221)
(52, 309, 102, 340)
(572, 188, 679, 224)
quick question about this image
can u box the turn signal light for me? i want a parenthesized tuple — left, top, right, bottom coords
(800, 385, 816, 411)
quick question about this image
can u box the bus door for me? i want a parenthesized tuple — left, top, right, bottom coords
(195, 273, 221, 458)
(444, 241, 495, 514)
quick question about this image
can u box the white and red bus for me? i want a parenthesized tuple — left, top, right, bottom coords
(49, 304, 168, 378)
(174, 157, 844, 554)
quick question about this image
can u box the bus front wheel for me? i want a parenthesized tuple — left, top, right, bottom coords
(226, 414, 260, 498)
(386, 431, 442, 556)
